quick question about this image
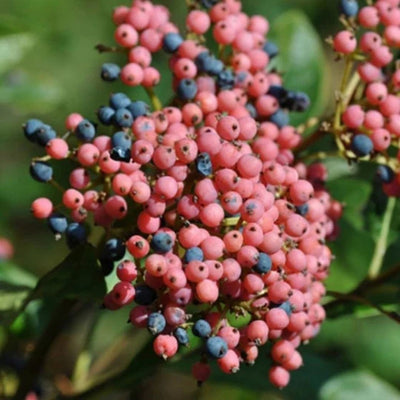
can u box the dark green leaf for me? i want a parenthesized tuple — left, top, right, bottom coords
(0, 281, 31, 325)
(29, 243, 106, 303)
(269, 10, 328, 125)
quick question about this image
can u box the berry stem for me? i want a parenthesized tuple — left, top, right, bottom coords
(368, 196, 396, 279)
(144, 87, 163, 111)
(326, 290, 400, 323)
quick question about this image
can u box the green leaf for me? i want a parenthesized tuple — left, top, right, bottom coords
(269, 10, 328, 125)
(29, 244, 106, 303)
(0, 32, 35, 74)
(320, 370, 400, 400)
(0, 281, 31, 325)
(0, 261, 37, 287)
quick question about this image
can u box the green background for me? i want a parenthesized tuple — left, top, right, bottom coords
(0, 0, 400, 399)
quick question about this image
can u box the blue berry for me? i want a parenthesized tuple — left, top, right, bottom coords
(217, 69, 235, 90)
(208, 59, 225, 76)
(109, 92, 131, 110)
(112, 131, 132, 150)
(206, 336, 228, 359)
(162, 32, 184, 53)
(263, 41, 279, 58)
(184, 247, 204, 263)
(174, 327, 189, 346)
(196, 152, 212, 176)
(376, 165, 394, 183)
(113, 108, 133, 128)
(30, 162, 53, 182)
(110, 146, 131, 162)
(245, 103, 258, 119)
(268, 85, 289, 103)
(351, 134, 373, 156)
(23, 119, 44, 142)
(270, 109, 289, 128)
(150, 232, 174, 254)
(192, 319, 211, 338)
(295, 203, 309, 216)
(101, 63, 121, 82)
(340, 0, 359, 17)
(134, 285, 157, 305)
(195, 52, 212, 73)
(47, 212, 68, 234)
(66, 223, 87, 248)
(147, 313, 166, 335)
(201, 0, 218, 8)
(127, 101, 150, 119)
(279, 301, 293, 316)
(97, 106, 115, 125)
(35, 124, 56, 146)
(75, 119, 96, 142)
(253, 253, 272, 274)
(177, 79, 198, 101)
(103, 238, 126, 261)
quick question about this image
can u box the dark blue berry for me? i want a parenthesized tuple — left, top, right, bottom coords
(134, 285, 157, 305)
(35, 124, 56, 146)
(263, 41, 279, 58)
(112, 131, 132, 150)
(340, 0, 359, 17)
(23, 119, 44, 142)
(351, 134, 373, 156)
(66, 223, 87, 248)
(110, 146, 131, 162)
(268, 85, 289, 104)
(206, 336, 228, 359)
(295, 203, 309, 216)
(184, 247, 204, 263)
(217, 69, 235, 90)
(109, 92, 131, 110)
(193, 319, 211, 338)
(270, 109, 289, 128)
(177, 79, 198, 101)
(253, 252, 272, 274)
(75, 119, 96, 142)
(127, 101, 150, 119)
(150, 232, 174, 254)
(376, 165, 394, 183)
(174, 327, 189, 346)
(47, 212, 68, 234)
(113, 108, 133, 128)
(163, 32, 184, 53)
(97, 106, 115, 125)
(101, 63, 121, 82)
(100, 256, 114, 276)
(103, 238, 126, 261)
(196, 152, 212, 176)
(30, 162, 53, 182)
(283, 91, 311, 112)
(147, 313, 166, 335)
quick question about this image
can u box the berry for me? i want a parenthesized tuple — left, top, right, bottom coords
(101, 63, 121, 82)
(47, 213, 68, 234)
(151, 232, 174, 253)
(30, 162, 53, 182)
(75, 120, 96, 142)
(193, 319, 212, 338)
(206, 336, 228, 359)
(339, 0, 359, 17)
(147, 312, 166, 335)
(66, 223, 87, 248)
(351, 134, 373, 156)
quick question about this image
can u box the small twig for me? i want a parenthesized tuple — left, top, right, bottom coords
(94, 44, 126, 54)
(368, 197, 396, 279)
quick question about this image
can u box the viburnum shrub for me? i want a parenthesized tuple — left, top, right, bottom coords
(11, 0, 400, 396)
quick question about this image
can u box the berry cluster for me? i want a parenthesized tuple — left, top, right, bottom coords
(24, 0, 341, 389)
(332, 0, 400, 195)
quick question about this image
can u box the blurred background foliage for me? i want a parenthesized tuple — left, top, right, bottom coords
(0, 0, 399, 399)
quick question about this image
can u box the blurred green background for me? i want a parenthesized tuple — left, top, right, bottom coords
(0, 0, 400, 399)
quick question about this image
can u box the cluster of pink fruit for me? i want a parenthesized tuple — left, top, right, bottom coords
(25, 0, 342, 389)
(333, 0, 400, 195)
